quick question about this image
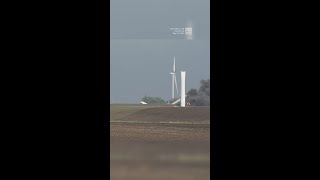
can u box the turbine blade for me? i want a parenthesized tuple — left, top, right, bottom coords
(174, 74, 179, 95)
(173, 57, 175, 73)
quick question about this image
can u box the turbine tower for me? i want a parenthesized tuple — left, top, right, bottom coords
(170, 57, 179, 100)
(181, 71, 186, 107)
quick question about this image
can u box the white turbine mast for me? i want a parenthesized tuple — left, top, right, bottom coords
(170, 56, 179, 100)
(180, 71, 186, 107)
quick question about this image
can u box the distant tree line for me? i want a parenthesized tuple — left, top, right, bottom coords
(140, 79, 210, 106)
(186, 79, 210, 106)
(141, 96, 166, 104)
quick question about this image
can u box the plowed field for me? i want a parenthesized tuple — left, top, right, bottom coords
(110, 105, 210, 180)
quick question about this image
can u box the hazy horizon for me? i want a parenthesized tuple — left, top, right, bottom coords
(111, 0, 210, 103)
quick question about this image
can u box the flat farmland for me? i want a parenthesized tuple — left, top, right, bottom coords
(110, 105, 210, 180)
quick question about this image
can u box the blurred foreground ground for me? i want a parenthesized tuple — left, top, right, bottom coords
(110, 105, 210, 180)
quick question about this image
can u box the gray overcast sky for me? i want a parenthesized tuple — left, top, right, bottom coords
(111, 0, 210, 103)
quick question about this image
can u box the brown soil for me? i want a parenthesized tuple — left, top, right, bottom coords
(110, 106, 210, 180)
(124, 106, 210, 123)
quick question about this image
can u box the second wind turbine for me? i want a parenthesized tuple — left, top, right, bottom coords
(170, 57, 179, 100)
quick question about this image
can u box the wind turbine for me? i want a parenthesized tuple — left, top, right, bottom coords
(170, 57, 179, 100)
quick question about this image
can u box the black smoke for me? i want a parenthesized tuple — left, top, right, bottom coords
(186, 79, 210, 106)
